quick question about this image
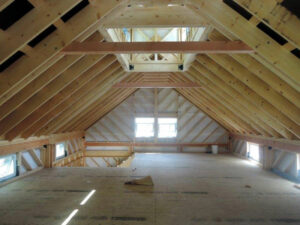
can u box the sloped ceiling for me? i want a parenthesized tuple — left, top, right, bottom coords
(0, 0, 299, 142)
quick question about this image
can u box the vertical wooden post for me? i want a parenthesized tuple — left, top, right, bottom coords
(81, 137, 86, 167)
(154, 88, 158, 143)
(263, 146, 274, 170)
(228, 135, 233, 153)
(16, 152, 22, 176)
(129, 144, 134, 154)
(44, 144, 55, 168)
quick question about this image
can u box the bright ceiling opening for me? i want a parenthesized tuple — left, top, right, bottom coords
(107, 27, 206, 72)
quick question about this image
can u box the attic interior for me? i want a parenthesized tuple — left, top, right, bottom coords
(0, 0, 300, 224)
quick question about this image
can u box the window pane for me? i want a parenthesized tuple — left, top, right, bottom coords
(135, 117, 154, 123)
(136, 124, 154, 137)
(247, 143, 259, 161)
(0, 155, 16, 180)
(158, 118, 177, 138)
(56, 143, 65, 159)
(135, 117, 154, 137)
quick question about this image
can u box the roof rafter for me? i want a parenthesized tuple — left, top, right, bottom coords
(189, 0, 300, 87)
(232, 0, 300, 49)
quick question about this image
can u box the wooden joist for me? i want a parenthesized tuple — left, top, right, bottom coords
(232, 134, 300, 153)
(196, 55, 297, 139)
(3, 56, 117, 140)
(52, 150, 84, 167)
(35, 66, 126, 136)
(61, 41, 253, 54)
(86, 150, 131, 157)
(67, 87, 136, 132)
(232, 0, 300, 49)
(0, 131, 84, 156)
(0, 1, 122, 105)
(0, 0, 82, 64)
(190, 0, 300, 86)
(207, 54, 300, 125)
(86, 142, 228, 147)
(114, 82, 201, 88)
(21, 155, 32, 171)
(186, 65, 281, 138)
(177, 89, 237, 133)
(28, 149, 43, 167)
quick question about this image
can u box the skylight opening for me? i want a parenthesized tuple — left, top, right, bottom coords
(107, 26, 206, 72)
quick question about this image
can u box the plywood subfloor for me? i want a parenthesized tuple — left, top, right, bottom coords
(0, 153, 300, 225)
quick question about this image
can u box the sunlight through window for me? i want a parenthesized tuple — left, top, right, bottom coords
(158, 118, 177, 138)
(80, 190, 96, 205)
(247, 142, 260, 162)
(56, 143, 66, 159)
(297, 154, 300, 172)
(61, 209, 78, 225)
(135, 117, 154, 137)
(0, 155, 16, 181)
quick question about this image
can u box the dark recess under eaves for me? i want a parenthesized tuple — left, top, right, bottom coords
(61, 0, 89, 22)
(223, 0, 252, 20)
(257, 22, 288, 45)
(291, 48, 300, 59)
(0, 0, 34, 30)
(281, 0, 300, 18)
(28, 25, 57, 47)
(0, 51, 25, 72)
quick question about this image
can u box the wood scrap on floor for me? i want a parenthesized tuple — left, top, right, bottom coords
(125, 175, 153, 186)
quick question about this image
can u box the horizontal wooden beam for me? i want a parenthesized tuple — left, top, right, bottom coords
(62, 41, 253, 54)
(52, 150, 84, 167)
(86, 142, 228, 147)
(85, 150, 131, 157)
(113, 82, 201, 88)
(48, 131, 85, 144)
(231, 134, 300, 153)
(0, 131, 84, 156)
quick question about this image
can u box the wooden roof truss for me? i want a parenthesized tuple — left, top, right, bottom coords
(0, 0, 298, 146)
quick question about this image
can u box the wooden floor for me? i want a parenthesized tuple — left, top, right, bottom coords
(0, 153, 300, 225)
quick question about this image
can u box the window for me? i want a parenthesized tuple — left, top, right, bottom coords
(56, 143, 66, 159)
(0, 154, 16, 181)
(135, 117, 154, 137)
(297, 154, 300, 172)
(158, 118, 177, 138)
(247, 142, 260, 162)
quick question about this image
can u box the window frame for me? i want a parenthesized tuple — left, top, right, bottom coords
(0, 154, 17, 182)
(135, 117, 155, 138)
(247, 142, 260, 162)
(157, 117, 178, 138)
(297, 154, 300, 175)
(55, 142, 67, 160)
